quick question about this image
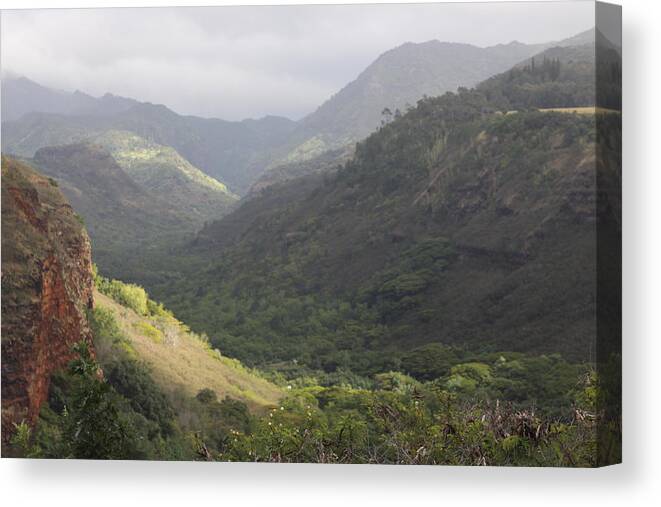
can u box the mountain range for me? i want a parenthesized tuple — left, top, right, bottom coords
(0, 98, 296, 195)
(1, 28, 615, 293)
(2, 29, 597, 196)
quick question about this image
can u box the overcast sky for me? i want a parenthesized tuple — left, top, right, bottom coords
(1, 2, 594, 121)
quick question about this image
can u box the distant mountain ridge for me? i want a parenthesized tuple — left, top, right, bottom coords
(255, 28, 599, 190)
(274, 38, 549, 164)
(1, 75, 139, 122)
(1, 82, 296, 194)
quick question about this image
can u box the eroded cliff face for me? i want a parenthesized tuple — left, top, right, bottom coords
(1, 156, 94, 443)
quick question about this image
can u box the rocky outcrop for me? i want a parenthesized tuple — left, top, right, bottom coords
(1, 156, 94, 443)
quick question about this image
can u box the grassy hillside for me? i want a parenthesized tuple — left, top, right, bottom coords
(85, 271, 609, 465)
(22, 277, 605, 464)
(13, 271, 282, 460)
(94, 290, 281, 411)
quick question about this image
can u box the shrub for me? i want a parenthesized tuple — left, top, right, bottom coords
(450, 362, 492, 383)
(133, 321, 164, 344)
(196, 388, 218, 404)
(105, 358, 176, 437)
(401, 343, 460, 380)
(94, 270, 150, 316)
(105, 280, 149, 315)
(373, 371, 419, 393)
(63, 341, 143, 459)
(89, 306, 125, 344)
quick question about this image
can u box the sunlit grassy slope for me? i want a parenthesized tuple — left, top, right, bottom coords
(94, 290, 282, 412)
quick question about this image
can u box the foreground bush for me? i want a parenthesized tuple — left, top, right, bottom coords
(222, 385, 598, 466)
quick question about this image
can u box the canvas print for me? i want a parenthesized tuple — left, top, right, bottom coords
(0, 1, 621, 466)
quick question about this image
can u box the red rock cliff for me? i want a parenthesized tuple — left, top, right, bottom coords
(1, 156, 95, 444)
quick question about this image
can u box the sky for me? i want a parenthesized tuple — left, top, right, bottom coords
(1, 2, 595, 121)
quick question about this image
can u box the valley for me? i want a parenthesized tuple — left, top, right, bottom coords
(1, 24, 621, 465)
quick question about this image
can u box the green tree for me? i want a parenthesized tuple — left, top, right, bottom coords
(62, 341, 141, 459)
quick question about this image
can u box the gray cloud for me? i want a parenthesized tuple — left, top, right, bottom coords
(1, 2, 594, 120)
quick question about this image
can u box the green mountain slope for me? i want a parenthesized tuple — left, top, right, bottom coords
(253, 30, 603, 191)
(90, 130, 238, 226)
(256, 30, 620, 194)
(21, 135, 240, 284)
(152, 46, 620, 372)
(478, 30, 620, 111)
(248, 146, 353, 196)
(478, 43, 596, 110)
